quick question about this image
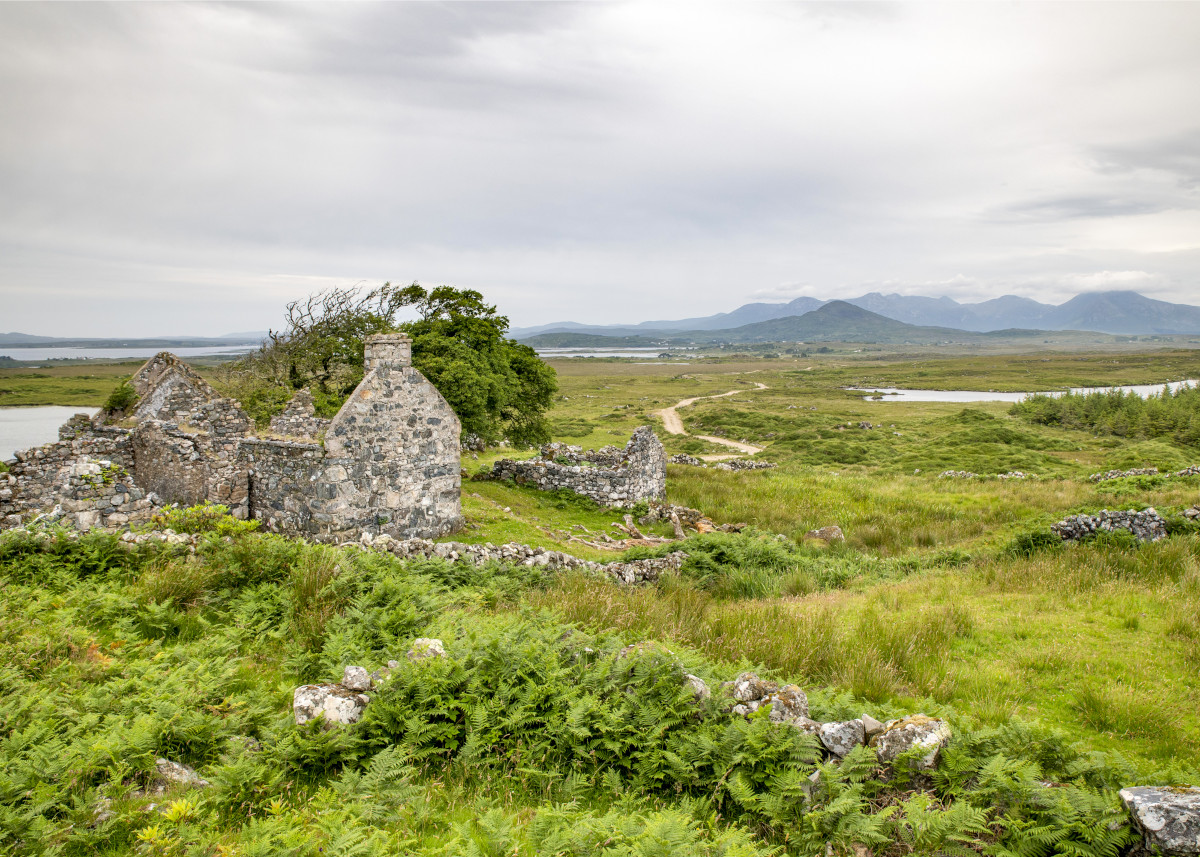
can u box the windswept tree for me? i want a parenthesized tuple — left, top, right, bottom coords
(221, 282, 557, 447)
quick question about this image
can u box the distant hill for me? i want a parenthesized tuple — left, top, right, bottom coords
(1041, 291, 1200, 334)
(0, 332, 265, 348)
(521, 333, 662, 348)
(510, 289, 1200, 338)
(682, 301, 979, 344)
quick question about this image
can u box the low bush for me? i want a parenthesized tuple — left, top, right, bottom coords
(145, 502, 260, 537)
(102, 379, 138, 413)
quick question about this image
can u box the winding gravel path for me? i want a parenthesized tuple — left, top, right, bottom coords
(654, 382, 768, 456)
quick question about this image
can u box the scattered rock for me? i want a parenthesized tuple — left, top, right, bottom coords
(293, 684, 369, 727)
(802, 769, 823, 803)
(1120, 786, 1200, 856)
(804, 525, 845, 543)
(225, 735, 262, 755)
(819, 719, 866, 758)
(91, 796, 115, 827)
(407, 638, 447, 660)
(938, 470, 978, 479)
(342, 665, 372, 691)
(861, 713, 885, 741)
(871, 715, 951, 770)
(149, 758, 210, 794)
(684, 673, 711, 701)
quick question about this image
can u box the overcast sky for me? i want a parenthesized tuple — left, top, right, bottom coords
(2, 2, 1198, 336)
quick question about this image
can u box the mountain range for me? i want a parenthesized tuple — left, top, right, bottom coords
(511, 290, 1200, 339)
(524, 301, 1057, 347)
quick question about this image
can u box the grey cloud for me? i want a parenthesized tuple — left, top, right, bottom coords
(2, 2, 1200, 335)
(1091, 129, 1200, 189)
(997, 195, 1177, 221)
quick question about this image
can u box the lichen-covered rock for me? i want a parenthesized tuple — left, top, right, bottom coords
(872, 715, 951, 769)
(293, 684, 369, 726)
(1120, 786, 1200, 855)
(683, 673, 711, 701)
(407, 638, 447, 661)
(766, 685, 810, 723)
(804, 525, 845, 543)
(790, 716, 822, 736)
(342, 665, 372, 691)
(150, 758, 210, 795)
(861, 713, 885, 741)
(819, 719, 866, 757)
(726, 671, 779, 703)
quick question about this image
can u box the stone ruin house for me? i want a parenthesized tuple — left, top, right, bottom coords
(1, 334, 463, 540)
(490, 427, 667, 507)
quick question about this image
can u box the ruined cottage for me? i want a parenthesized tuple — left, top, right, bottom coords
(1, 334, 463, 540)
(240, 334, 462, 539)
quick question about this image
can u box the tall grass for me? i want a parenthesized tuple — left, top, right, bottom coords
(532, 573, 973, 702)
(290, 547, 344, 651)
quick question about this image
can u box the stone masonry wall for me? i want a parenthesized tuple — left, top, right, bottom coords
(268, 389, 330, 441)
(0, 421, 135, 528)
(240, 438, 326, 535)
(127, 352, 252, 439)
(131, 421, 250, 518)
(490, 426, 666, 508)
(3, 338, 462, 539)
(242, 334, 463, 541)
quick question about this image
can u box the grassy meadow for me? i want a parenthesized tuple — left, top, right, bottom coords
(2, 347, 1200, 854)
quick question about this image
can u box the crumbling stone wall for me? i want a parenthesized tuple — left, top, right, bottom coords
(128, 352, 252, 439)
(243, 334, 463, 540)
(240, 438, 325, 534)
(490, 426, 666, 508)
(131, 421, 249, 517)
(3, 336, 463, 540)
(268, 389, 330, 440)
(0, 421, 135, 528)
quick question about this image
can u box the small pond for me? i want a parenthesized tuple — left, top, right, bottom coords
(851, 380, 1198, 403)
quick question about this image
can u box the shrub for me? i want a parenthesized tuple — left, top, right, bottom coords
(147, 503, 260, 537)
(103, 380, 138, 413)
(1006, 528, 1063, 558)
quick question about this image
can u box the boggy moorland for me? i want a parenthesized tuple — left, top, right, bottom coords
(2, 347, 1200, 855)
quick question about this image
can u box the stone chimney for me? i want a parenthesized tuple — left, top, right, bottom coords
(364, 333, 412, 371)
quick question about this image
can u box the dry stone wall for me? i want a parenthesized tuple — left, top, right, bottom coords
(489, 426, 666, 508)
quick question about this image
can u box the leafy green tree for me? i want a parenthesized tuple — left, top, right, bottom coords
(221, 282, 557, 447)
(397, 283, 557, 447)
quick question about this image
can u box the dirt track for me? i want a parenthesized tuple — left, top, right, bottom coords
(653, 383, 768, 456)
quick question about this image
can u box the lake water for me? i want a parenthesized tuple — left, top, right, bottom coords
(0, 345, 256, 362)
(852, 379, 1199, 403)
(0, 406, 97, 461)
(536, 348, 695, 359)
